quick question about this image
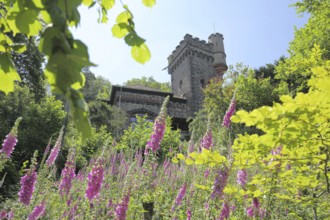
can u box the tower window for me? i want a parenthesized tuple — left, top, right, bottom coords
(200, 79, 205, 88)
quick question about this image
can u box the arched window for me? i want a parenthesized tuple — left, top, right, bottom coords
(200, 79, 205, 88)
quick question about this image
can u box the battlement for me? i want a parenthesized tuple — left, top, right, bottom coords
(168, 34, 214, 65)
(168, 34, 219, 75)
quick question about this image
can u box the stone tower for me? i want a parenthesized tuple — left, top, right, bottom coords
(167, 33, 227, 117)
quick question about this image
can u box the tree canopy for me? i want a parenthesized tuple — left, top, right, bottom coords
(0, 0, 155, 137)
(124, 76, 171, 92)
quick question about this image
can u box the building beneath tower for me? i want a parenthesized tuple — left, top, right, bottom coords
(108, 33, 227, 136)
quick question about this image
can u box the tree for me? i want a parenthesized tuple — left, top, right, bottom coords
(124, 76, 171, 92)
(0, 86, 66, 201)
(11, 35, 45, 102)
(276, 0, 330, 95)
(81, 68, 112, 102)
(190, 63, 283, 146)
(0, 0, 155, 137)
(88, 101, 127, 137)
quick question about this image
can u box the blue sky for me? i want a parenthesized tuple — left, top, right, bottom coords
(71, 0, 308, 85)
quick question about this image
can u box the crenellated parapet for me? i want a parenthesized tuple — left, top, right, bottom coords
(168, 34, 216, 75)
(167, 33, 227, 117)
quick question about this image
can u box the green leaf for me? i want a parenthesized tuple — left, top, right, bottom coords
(101, 0, 115, 10)
(71, 72, 86, 90)
(124, 32, 145, 46)
(142, 0, 156, 8)
(11, 44, 27, 53)
(0, 54, 21, 95)
(32, 0, 44, 8)
(195, 184, 211, 191)
(131, 43, 151, 64)
(45, 51, 85, 93)
(0, 33, 7, 52)
(15, 10, 42, 37)
(82, 0, 93, 6)
(40, 10, 52, 24)
(177, 153, 185, 160)
(39, 27, 59, 56)
(172, 157, 179, 163)
(112, 23, 130, 38)
(185, 158, 194, 165)
(69, 89, 92, 138)
(116, 11, 132, 23)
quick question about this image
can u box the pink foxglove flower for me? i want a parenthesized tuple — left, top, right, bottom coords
(204, 168, 210, 178)
(237, 169, 247, 187)
(201, 129, 213, 150)
(252, 198, 260, 209)
(18, 170, 37, 205)
(0, 117, 21, 158)
(186, 208, 192, 220)
(222, 97, 236, 128)
(147, 117, 166, 152)
(115, 194, 130, 220)
(146, 96, 169, 153)
(211, 169, 229, 200)
(172, 182, 187, 211)
(0, 210, 6, 219)
(246, 207, 254, 217)
(28, 201, 46, 220)
(59, 153, 76, 197)
(85, 159, 104, 202)
(7, 211, 14, 220)
(1, 134, 17, 158)
(218, 202, 230, 220)
(46, 129, 63, 166)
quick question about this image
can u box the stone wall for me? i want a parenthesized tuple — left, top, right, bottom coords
(113, 90, 187, 119)
(168, 34, 218, 117)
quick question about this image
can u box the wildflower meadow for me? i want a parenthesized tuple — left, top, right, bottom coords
(1, 0, 330, 219)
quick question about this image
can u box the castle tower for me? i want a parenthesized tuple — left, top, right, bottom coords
(208, 33, 228, 76)
(167, 33, 227, 117)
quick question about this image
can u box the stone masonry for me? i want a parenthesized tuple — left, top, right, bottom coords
(167, 33, 227, 117)
(108, 33, 227, 132)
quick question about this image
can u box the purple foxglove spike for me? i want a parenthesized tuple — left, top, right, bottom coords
(115, 194, 130, 220)
(204, 168, 210, 178)
(0, 210, 6, 219)
(222, 98, 236, 128)
(236, 169, 247, 187)
(201, 129, 213, 150)
(46, 129, 63, 166)
(85, 159, 104, 202)
(28, 201, 46, 220)
(1, 117, 22, 158)
(18, 170, 37, 205)
(252, 198, 260, 210)
(7, 210, 14, 220)
(146, 96, 169, 153)
(211, 169, 229, 200)
(246, 207, 254, 217)
(59, 155, 76, 197)
(172, 182, 187, 211)
(218, 202, 230, 220)
(1, 133, 18, 158)
(186, 208, 192, 220)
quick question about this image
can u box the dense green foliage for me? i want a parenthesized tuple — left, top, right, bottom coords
(124, 76, 171, 92)
(0, 0, 154, 137)
(0, 86, 65, 201)
(1, 0, 329, 219)
(276, 0, 330, 95)
(117, 115, 181, 160)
